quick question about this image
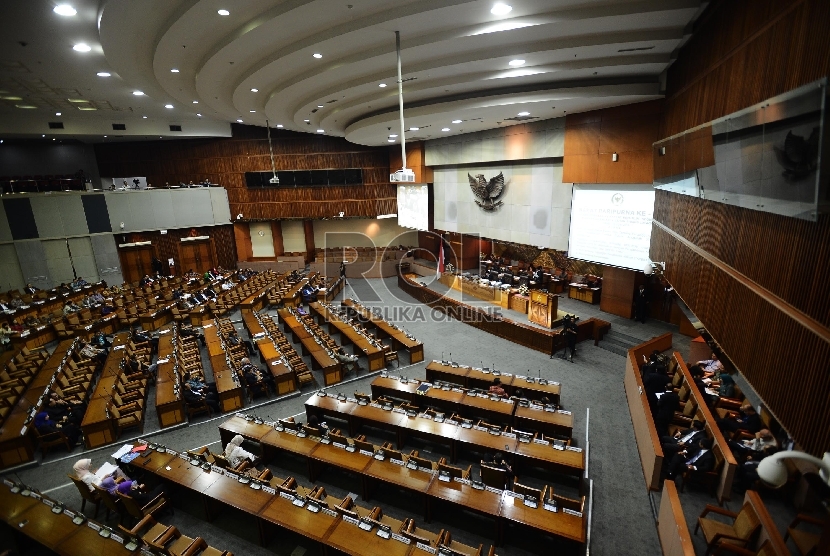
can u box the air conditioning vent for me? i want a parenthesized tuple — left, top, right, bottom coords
(48, 122, 64, 129)
(169, 125, 182, 132)
(112, 123, 126, 130)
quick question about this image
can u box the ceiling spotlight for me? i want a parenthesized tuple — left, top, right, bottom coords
(249, 110, 256, 113)
(442, 128, 450, 132)
(73, 43, 91, 52)
(452, 119, 462, 124)
(317, 129, 324, 133)
(317, 105, 324, 108)
(409, 127, 419, 131)
(276, 124, 283, 128)
(379, 83, 387, 88)
(42, 134, 45, 138)
(387, 139, 395, 143)
(54, 4, 77, 16)
(103, 135, 107, 138)
(56, 112, 61, 116)
(491, 3, 512, 15)
(133, 91, 144, 96)
(217, 9, 230, 16)
(517, 111, 530, 116)
(389, 134, 398, 138)
(165, 104, 174, 109)
(192, 100, 198, 104)
(312, 53, 322, 59)
(170, 68, 179, 73)
(142, 115, 147, 118)
(304, 119, 310, 122)
(237, 119, 243, 122)
(197, 113, 202, 117)
(508, 59, 525, 67)
(250, 88, 258, 92)
(97, 72, 111, 77)
(52, 138, 55, 141)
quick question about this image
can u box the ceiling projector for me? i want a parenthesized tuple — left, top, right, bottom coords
(269, 175, 279, 184)
(390, 168, 415, 183)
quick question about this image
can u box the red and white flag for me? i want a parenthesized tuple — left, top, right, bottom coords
(437, 238, 445, 278)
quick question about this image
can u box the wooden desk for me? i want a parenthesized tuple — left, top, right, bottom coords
(499, 491, 586, 544)
(342, 299, 424, 364)
(323, 516, 412, 556)
(568, 284, 600, 304)
(309, 302, 385, 371)
(513, 405, 574, 438)
(279, 309, 342, 386)
(80, 334, 131, 449)
(155, 331, 185, 428)
(256, 339, 296, 395)
(204, 325, 244, 412)
(139, 306, 173, 331)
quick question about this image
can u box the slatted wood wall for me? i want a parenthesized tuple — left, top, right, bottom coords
(652, 0, 830, 457)
(95, 125, 395, 220)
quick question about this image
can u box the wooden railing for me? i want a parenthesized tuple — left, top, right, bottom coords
(657, 481, 695, 556)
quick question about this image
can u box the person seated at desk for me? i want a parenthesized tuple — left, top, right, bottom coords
(307, 414, 329, 432)
(182, 382, 220, 413)
(717, 403, 761, 435)
(63, 300, 81, 315)
(224, 435, 257, 468)
(0, 322, 12, 350)
(35, 411, 81, 446)
(488, 378, 507, 397)
(90, 291, 105, 305)
(334, 347, 361, 374)
(642, 366, 671, 411)
(665, 437, 715, 483)
(184, 372, 217, 396)
(179, 324, 206, 347)
(654, 384, 680, 437)
(240, 358, 273, 396)
(24, 283, 38, 295)
(661, 420, 706, 456)
(45, 392, 86, 425)
(9, 296, 23, 309)
(696, 352, 724, 379)
(24, 315, 39, 328)
(226, 330, 253, 356)
(73, 458, 130, 492)
(103, 477, 165, 507)
(80, 341, 107, 364)
(486, 452, 514, 487)
(0, 301, 13, 313)
(729, 429, 778, 460)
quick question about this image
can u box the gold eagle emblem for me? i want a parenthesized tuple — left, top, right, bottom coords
(468, 172, 505, 211)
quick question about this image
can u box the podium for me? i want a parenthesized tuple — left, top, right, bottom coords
(529, 291, 559, 328)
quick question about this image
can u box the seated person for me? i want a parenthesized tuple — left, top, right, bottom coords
(80, 342, 107, 364)
(240, 358, 272, 395)
(665, 438, 715, 482)
(717, 403, 761, 435)
(184, 372, 217, 395)
(73, 458, 130, 492)
(45, 392, 85, 424)
(63, 301, 81, 315)
(25, 283, 38, 294)
(90, 291, 105, 305)
(661, 419, 706, 456)
(182, 382, 220, 413)
(226, 330, 253, 356)
(104, 478, 165, 506)
(653, 385, 680, 438)
(0, 322, 12, 350)
(486, 452, 514, 487)
(734, 444, 780, 492)
(306, 414, 329, 434)
(24, 315, 39, 328)
(224, 435, 256, 468)
(179, 324, 206, 347)
(35, 411, 81, 446)
(488, 377, 507, 397)
(729, 429, 778, 459)
(334, 347, 361, 373)
(132, 327, 158, 350)
(696, 352, 724, 380)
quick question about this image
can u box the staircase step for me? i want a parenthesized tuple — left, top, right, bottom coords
(601, 336, 637, 351)
(604, 330, 643, 345)
(597, 342, 628, 357)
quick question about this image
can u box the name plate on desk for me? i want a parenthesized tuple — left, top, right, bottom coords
(262, 486, 276, 495)
(391, 533, 412, 544)
(533, 438, 550, 446)
(359, 449, 373, 456)
(42, 498, 55, 507)
(418, 466, 434, 474)
(523, 499, 538, 509)
(515, 375, 526, 380)
(484, 486, 503, 495)
(284, 428, 298, 436)
(392, 408, 406, 414)
(451, 388, 464, 393)
(63, 509, 76, 519)
(322, 507, 339, 518)
(369, 402, 382, 408)
(445, 419, 458, 426)
(558, 410, 572, 415)
(544, 502, 558, 512)
(87, 522, 101, 532)
(346, 397, 358, 403)
(566, 446, 582, 452)
(416, 542, 437, 554)
(211, 465, 223, 474)
(390, 458, 405, 466)
(111, 533, 125, 544)
(500, 398, 514, 404)
(473, 425, 487, 432)
(225, 472, 239, 481)
(563, 508, 583, 517)
(178, 453, 189, 461)
(3, 479, 13, 487)
(504, 491, 523, 499)
(332, 442, 347, 449)
(544, 407, 556, 412)
(453, 477, 471, 485)
(343, 515, 360, 526)
(501, 372, 513, 377)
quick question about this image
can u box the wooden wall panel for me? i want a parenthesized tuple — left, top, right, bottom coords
(233, 223, 252, 262)
(599, 266, 637, 319)
(118, 224, 237, 275)
(660, 0, 830, 138)
(563, 100, 662, 183)
(95, 124, 395, 220)
(270, 221, 284, 257)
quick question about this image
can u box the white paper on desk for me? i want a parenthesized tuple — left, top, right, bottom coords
(95, 462, 118, 479)
(113, 345, 126, 351)
(111, 444, 134, 459)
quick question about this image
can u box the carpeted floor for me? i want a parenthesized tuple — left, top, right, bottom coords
(2, 276, 698, 555)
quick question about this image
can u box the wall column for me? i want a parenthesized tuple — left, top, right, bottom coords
(233, 223, 252, 262)
(271, 221, 284, 257)
(303, 220, 315, 263)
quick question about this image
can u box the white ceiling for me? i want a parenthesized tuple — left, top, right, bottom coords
(0, 0, 704, 144)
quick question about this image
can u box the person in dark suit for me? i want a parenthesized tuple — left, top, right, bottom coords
(643, 368, 672, 411)
(183, 383, 219, 412)
(661, 419, 706, 456)
(634, 284, 649, 323)
(654, 385, 680, 437)
(717, 403, 761, 435)
(666, 437, 715, 482)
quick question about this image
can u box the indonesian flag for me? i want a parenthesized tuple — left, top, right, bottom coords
(437, 238, 445, 278)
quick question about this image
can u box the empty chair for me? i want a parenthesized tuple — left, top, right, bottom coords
(117, 489, 170, 525)
(783, 513, 824, 556)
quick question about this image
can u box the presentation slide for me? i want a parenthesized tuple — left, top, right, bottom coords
(397, 184, 429, 231)
(568, 185, 655, 270)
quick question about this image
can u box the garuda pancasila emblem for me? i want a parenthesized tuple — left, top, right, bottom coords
(468, 172, 505, 211)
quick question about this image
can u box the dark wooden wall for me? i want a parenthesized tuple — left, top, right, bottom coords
(563, 100, 662, 184)
(117, 224, 237, 275)
(599, 266, 638, 319)
(652, 0, 830, 457)
(95, 125, 395, 220)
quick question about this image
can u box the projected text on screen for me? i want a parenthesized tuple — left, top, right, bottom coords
(397, 184, 429, 231)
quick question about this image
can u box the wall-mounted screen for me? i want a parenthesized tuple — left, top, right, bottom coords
(568, 184, 655, 271)
(397, 184, 429, 231)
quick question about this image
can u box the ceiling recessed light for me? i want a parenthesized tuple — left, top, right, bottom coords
(312, 53, 322, 59)
(78, 106, 96, 110)
(276, 124, 283, 128)
(508, 59, 525, 67)
(56, 112, 61, 116)
(249, 110, 256, 113)
(304, 119, 310, 122)
(389, 134, 398, 138)
(170, 68, 179, 73)
(197, 113, 202, 117)
(237, 119, 243, 122)
(192, 100, 198, 104)
(42, 134, 45, 138)
(409, 127, 419, 131)
(442, 128, 450, 132)
(250, 88, 258, 92)
(452, 119, 462, 124)
(379, 83, 387, 88)
(387, 139, 395, 143)
(54, 4, 77, 16)
(103, 135, 107, 138)
(491, 3, 512, 15)
(16, 105, 37, 109)
(517, 111, 530, 116)
(1, 96, 22, 101)
(317, 129, 324, 133)
(97, 72, 111, 77)
(52, 138, 55, 141)
(165, 104, 174, 109)
(132, 91, 144, 96)
(73, 43, 91, 52)
(317, 105, 324, 108)
(217, 9, 230, 16)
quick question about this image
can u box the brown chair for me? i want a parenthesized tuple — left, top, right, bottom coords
(33, 427, 72, 457)
(92, 483, 124, 522)
(149, 525, 194, 556)
(695, 503, 761, 555)
(437, 459, 471, 480)
(713, 540, 776, 556)
(383, 345, 399, 367)
(117, 515, 172, 547)
(480, 462, 508, 490)
(109, 403, 144, 437)
(117, 490, 170, 525)
(399, 518, 443, 546)
(437, 530, 483, 556)
(185, 398, 213, 421)
(783, 513, 824, 556)
(69, 474, 101, 518)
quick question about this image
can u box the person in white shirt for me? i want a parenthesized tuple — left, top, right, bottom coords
(696, 353, 724, 378)
(224, 435, 256, 468)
